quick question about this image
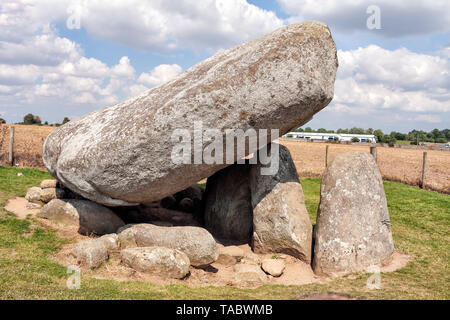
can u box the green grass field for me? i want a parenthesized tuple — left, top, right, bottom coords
(0, 166, 448, 299)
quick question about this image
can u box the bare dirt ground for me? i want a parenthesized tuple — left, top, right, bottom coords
(6, 196, 411, 289)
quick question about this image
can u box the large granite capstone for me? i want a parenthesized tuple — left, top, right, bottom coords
(43, 21, 337, 206)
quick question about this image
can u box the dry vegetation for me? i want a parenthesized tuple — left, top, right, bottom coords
(279, 139, 450, 194)
(0, 125, 449, 193)
(0, 124, 54, 168)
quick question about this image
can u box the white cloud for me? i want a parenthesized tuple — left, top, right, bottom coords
(138, 64, 182, 87)
(331, 45, 450, 118)
(21, 0, 284, 52)
(279, 0, 450, 37)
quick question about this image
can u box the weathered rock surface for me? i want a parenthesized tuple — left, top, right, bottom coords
(97, 233, 120, 251)
(233, 263, 267, 287)
(43, 21, 337, 206)
(204, 164, 253, 241)
(25, 187, 42, 203)
(261, 259, 285, 277)
(40, 187, 65, 203)
(117, 224, 219, 266)
(250, 144, 313, 263)
(72, 239, 109, 269)
(216, 245, 245, 266)
(38, 199, 125, 235)
(40, 179, 59, 189)
(121, 247, 190, 279)
(312, 152, 394, 276)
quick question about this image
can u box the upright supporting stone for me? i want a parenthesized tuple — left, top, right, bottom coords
(313, 152, 394, 276)
(249, 144, 312, 263)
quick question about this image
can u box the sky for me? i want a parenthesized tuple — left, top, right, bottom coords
(0, 0, 449, 133)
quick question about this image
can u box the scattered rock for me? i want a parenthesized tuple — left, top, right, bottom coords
(216, 246, 245, 266)
(233, 263, 267, 287)
(97, 233, 120, 251)
(42, 21, 337, 206)
(204, 164, 253, 241)
(160, 195, 177, 209)
(121, 247, 190, 279)
(72, 239, 109, 269)
(249, 144, 313, 263)
(38, 199, 125, 235)
(261, 259, 285, 277)
(40, 179, 59, 189)
(178, 198, 194, 213)
(25, 187, 42, 203)
(312, 152, 395, 276)
(117, 224, 219, 267)
(26, 201, 42, 209)
(40, 187, 65, 203)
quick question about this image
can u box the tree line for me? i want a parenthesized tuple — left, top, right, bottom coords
(0, 114, 70, 127)
(293, 126, 450, 144)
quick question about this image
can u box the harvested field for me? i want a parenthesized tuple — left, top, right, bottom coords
(0, 124, 54, 168)
(0, 125, 449, 193)
(279, 139, 450, 194)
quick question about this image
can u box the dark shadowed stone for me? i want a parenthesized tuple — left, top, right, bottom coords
(312, 152, 394, 276)
(43, 21, 337, 206)
(38, 199, 125, 235)
(204, 164, 253, 241)
(121, 246, 190, 279)
(249, 144, 313, 263)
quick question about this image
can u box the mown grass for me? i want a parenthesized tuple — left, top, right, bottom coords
(0, 167, 448, 299)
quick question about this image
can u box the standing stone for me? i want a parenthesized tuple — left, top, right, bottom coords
(117, 224, 219, 267)
(38, 199, 125, 235)
(42, 21, 338, 206)
(312, 152, 394, 276)
(121, 247, 190, 279)
(249, 144, 313, 263)
(204, 164, 253, 241)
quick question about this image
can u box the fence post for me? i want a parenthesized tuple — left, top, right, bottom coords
(325, 145, 329, 167)
(370, 146, 377, 162)
(9, 126, 14, 166)
(420, 152, 427, 189)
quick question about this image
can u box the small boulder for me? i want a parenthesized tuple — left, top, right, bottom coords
(38, 199, 125, 235)
(312, 152, 395, 276)
(160, 196, 177, 209)
(233, 263, 267, 287)
(216, 246, 245, 266)
(121, 247, 190, 279)
(178, 198, 194, 213)
(40, 179, 59, 189)
(40, 187, 65, 203)
(249, 144, 313, 263)
(97, 233, 120, 251)
(117, 224, 219, 267)
(25, 187, 42, 203)
(261, 259, 285, 277)
(72, 239, 109, 269)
